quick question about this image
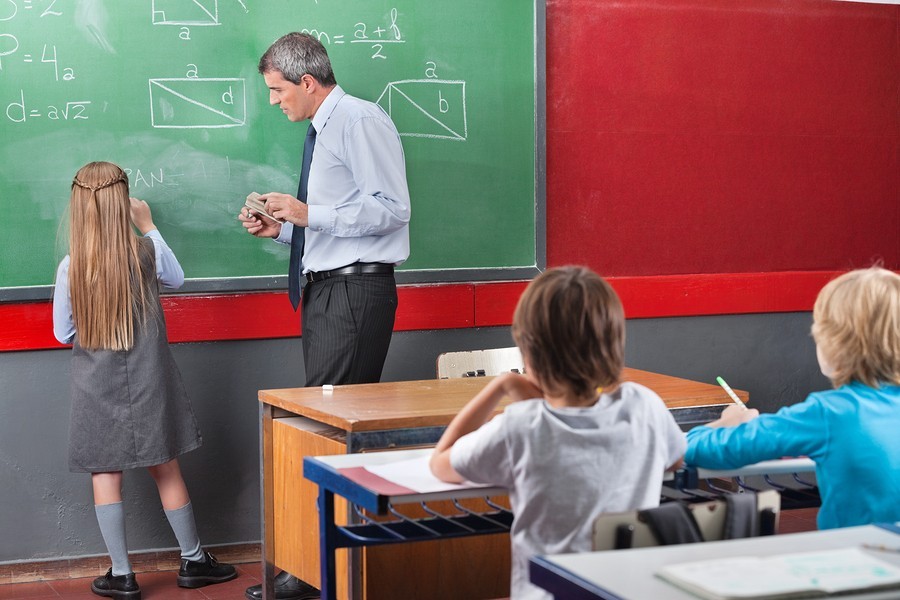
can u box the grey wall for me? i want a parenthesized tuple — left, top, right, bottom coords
(0, 313, 828, 563)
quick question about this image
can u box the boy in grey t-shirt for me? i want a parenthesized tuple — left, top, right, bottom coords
(431, 266, 685, 600)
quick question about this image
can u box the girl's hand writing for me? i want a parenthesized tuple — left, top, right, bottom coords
(129, 198, 156, 235)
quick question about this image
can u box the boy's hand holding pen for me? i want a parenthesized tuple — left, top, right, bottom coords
(707, 376, 759, 429)
(716, 376, 747, 410)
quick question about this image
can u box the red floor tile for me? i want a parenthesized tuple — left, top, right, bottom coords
(0, 581, 56, 599)
(778, 507, 819, 534)
(1, 564, 260, 600)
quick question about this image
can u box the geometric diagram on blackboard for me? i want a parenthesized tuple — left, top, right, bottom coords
(149, 78, 245, 128)
(376, 79, 467, 141)
(151, 0, 219, 26)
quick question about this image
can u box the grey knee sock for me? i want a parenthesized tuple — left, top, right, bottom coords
(95, 502, 132, 576)
(164, 502, 204, 562)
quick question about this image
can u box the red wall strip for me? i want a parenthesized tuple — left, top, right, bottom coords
(1, 271, 839, 352)
(609, 272, 839, 319)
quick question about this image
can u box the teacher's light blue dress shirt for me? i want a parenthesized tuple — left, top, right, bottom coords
(275, 85, 411, 274)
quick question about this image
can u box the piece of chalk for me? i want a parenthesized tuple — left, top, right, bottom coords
(322, 384, 334, 392)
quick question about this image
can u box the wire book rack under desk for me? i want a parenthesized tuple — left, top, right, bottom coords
(303, 449, 512, 600)
(667, 457, 821, 510)
(334, 497, 513, 546)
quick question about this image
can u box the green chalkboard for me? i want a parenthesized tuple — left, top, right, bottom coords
(0, 0, 543, 297)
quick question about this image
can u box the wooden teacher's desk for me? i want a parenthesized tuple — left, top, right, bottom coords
(257, 368, 744, 600)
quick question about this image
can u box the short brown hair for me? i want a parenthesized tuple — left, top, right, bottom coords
(512, 266, 625, 399)
(812, 267, 900, 388)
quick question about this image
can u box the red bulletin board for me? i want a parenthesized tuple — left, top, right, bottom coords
(545, 0, 899, 275)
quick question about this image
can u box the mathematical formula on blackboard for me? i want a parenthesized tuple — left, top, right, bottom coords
(1, 1, 467, 140)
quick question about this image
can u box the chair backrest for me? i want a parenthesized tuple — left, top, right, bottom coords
(436, 347, 525, 379)
(591, 489, 781, 551)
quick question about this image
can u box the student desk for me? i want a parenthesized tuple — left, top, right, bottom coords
(530, 524, 900, 600)
(304, 448, 510, 600)
(257, 368, 745, 600)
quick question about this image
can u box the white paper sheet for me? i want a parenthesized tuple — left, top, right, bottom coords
(365, 454, 493, 494)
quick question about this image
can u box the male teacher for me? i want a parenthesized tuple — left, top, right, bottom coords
(239, 32, 411, 600)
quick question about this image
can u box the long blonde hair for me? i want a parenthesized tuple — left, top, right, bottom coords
(68, 161, 149, 351)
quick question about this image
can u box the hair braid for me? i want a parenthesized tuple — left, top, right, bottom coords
(72, 172, 127, 192)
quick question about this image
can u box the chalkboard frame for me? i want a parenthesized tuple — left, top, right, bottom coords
(0, 2, 546, 302)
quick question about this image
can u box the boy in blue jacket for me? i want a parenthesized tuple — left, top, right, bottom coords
(686, 267, 900, 529)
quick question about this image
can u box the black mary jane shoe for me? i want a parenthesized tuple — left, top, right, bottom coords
(90, 569, 141, 600)
(176, 550, 238, 588)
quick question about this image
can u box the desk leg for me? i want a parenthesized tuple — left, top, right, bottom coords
(259, 402, 275, 600)
(318, 487, 337, 600)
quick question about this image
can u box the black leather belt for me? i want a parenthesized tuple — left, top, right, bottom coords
(305, 262, 394, 283)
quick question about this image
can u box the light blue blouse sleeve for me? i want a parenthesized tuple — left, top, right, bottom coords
(685, 397, 828, 469)
(52, 256, 75, 345)
(144, 229, 184, 289)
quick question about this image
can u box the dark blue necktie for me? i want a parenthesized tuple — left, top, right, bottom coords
(288, 123, 316, 310)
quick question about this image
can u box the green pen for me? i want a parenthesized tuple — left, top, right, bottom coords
(716, 376, 747, 409)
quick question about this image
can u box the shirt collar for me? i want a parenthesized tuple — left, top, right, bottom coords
(311, 84, 345, 133)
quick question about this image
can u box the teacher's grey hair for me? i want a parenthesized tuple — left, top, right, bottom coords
(258, 32, 338, 87)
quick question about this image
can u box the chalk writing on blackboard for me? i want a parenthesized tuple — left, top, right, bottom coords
(301, 7, 405, 60)
(124, 167, 169, 190)
(152, 0, 220, 27)
(0, 33, 19, 68)
(0, 36, 73, 81)
(6, 90, 90, 122)
(0, 0, 63, 21)
(376, 79, 467, 141)
(148, 78, 246, 128)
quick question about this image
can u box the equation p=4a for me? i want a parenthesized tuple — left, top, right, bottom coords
(6, 90, 90, 122)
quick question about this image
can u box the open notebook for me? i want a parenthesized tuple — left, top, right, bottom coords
(656, 547, 900, 600)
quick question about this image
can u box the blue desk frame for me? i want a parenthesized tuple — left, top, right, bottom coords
(303, 449, 510, 600)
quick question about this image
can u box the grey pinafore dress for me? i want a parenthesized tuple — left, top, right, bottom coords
(67, 237, 201, 473)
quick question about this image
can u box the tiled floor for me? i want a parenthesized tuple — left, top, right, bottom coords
(777, 507, 820, 534)
(0, 509, 818, 600)
(0, 562, 261, 600)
